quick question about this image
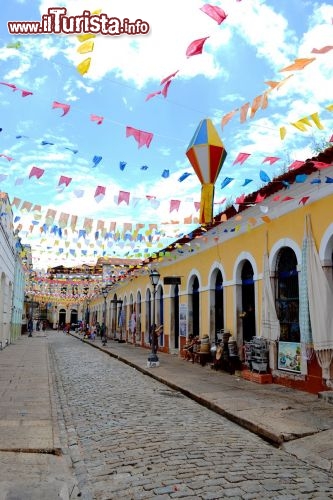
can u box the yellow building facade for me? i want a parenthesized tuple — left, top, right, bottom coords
(89, 150, 333, 394)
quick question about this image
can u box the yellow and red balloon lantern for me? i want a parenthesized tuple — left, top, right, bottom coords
(186, 118, 227, 224)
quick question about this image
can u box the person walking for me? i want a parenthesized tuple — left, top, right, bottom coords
(28, 317, 33, 337)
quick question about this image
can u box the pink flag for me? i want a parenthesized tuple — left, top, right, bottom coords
(118, 190, 130, 205)
(29, 166, 44, 179)
(200, 4, 227, 24)
(194, 201, 200, 211)
(262, 156, 280, 165)
(160, 70, 179, 85)
(21, 89, 33, 97)
(126, 126, 153, 148)
(145, 90, 161, 102)
(0, 154, 13, 161)
(233, 152, 251, 165)
(0, 82, 17, 91)
(186, 37, 210, 57)
(52, 101, 71, 116)
(170, 200, 181, 212)
(161, 80, 171, 98)
(288, 160, 304, 171)
(95, 185, 106, 197)
(235, 194, 245, 204)
(255, 193, 265, 203)
(90, 114, 104, 125)
(312, 161, 331, 169)
(94, 185, 106, 202)
(311, 46, 333, 54)
(58, 176, 72, 187)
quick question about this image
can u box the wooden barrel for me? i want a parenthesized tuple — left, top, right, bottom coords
(200, 336, 210, 353)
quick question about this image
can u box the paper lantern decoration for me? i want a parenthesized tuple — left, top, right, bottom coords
(186, 118, 227, 223)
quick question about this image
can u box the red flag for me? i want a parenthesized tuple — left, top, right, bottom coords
(29, 166, 44, 179)
(126, 126, 153, 148)
(233, 152, 251, 165)
(186, 37, 210, 57)
(281, 196, 294, 202)
(58, 176, 72, 187)
(299, 196, 310, 205)
(200, 4, 227, 24)
(52, 101, 71, 116)
(90, 114, 104, 125)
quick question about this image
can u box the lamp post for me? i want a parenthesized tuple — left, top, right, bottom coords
(148, 268, 160, 367)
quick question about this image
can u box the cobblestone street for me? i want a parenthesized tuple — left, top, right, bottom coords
(49, 333, 333, 500)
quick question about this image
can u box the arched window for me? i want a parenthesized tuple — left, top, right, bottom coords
(275, 247, 300, 342)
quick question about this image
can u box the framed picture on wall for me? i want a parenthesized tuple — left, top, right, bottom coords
(179, 304, 187, 337)
(278, 342, 301, 372)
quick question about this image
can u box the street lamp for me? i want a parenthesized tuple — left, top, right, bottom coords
(148, 268, 160, 367)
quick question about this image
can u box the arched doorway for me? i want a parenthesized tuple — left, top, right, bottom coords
(172, 284, 180, 349)
(241, 261, 255, 342)
(275, 247, 300, 343)
(215, 270, 224, 342)
(191, 276, 200, 338)
(59, 308, 66, 328)
(70, 308, 78, 325)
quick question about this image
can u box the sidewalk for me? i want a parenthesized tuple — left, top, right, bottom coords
(76, 333, 333, 473)
(0, 332, 77, 500)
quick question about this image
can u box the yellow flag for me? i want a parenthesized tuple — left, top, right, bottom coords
(77, 57, 91, 75)
(279, 127, 287, 140)
(310, 112, 324, 130)
(326, 104, 333, 112)
(77, 40, 94, 54)
(77, 33, 96, 42)
(291, 121, 308, 132)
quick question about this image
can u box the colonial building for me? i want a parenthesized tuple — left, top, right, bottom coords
(89, 146, 333, 394)
(0, 193, 25, 346)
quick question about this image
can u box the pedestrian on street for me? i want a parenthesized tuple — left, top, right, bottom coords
(152, 324, 163, 354)
(28, 317, 33, 337)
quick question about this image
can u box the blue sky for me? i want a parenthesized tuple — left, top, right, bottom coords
(0, 0, 332, 270)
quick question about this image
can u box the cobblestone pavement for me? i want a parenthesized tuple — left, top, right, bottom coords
(49, 333, 333, 500)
